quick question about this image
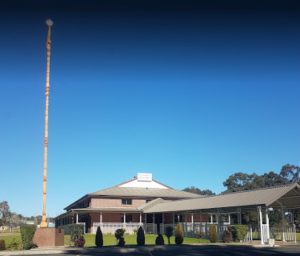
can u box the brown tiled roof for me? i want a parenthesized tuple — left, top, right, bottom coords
(90, 187, 200, 199)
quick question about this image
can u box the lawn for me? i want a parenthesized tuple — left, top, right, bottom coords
(1, 232, 299, 250)
(64, 233, 209, 247)
(0, 233, 22, 250)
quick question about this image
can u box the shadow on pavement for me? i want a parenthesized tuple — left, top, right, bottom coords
(64, 244, 300, 256)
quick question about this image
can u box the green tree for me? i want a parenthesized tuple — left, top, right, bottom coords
(0, 201, 10, 226)
(183, 186, 215, 196)
(280, 164, 300, 183)
(223, 170, 290, 193)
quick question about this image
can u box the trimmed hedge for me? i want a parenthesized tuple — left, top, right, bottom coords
(155, 234, 164, 245)
(20, 225, 36, 250)
(209, 224, 217, 243)
(60, 224, 84, 236)
(222, 229, 232, 243)
(136, 226, 145, 246)
(165, 226, 173, 245)
(175, 224, 184, 245)
(95, 226, 103, 247)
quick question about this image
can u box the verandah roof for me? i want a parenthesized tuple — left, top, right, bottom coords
(143, 183, 300, 213)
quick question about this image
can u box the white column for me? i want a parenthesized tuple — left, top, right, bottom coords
(258, 206, 264, 245)
(76, 213, 79, 224)
(100, 212, 103, 223)
(265, 210, 270, 240)
(210, 214, 213, 224)
(281, 206, 286, 242)
(139, 213, 142, 225)
(191, 213, 194, 232)
(228, 214, 231, 224)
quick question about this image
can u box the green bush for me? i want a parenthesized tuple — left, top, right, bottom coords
(0, 240, 5, 251)
(61, 224, 84, 236)
(155, 234, 165, 245)
(222, 229, 232, 243)
(136, 226, 145, 246)
(209, 224, 217, 243)
(95, 226, 103, 247)
(165, 226, 173, 245)
(228, 225, 248, 241)
(115, 228, 125, 246)
(68, 224, 84, 243)
(20, 225, 36, 250)
(175, 223, 184, 245)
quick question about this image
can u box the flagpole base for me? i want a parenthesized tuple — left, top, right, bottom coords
(33, 227, 64, 247)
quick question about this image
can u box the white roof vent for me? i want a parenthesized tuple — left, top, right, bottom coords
(137, 173, 152, 182)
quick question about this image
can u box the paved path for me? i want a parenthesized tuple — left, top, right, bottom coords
(1, 244, 300, 256)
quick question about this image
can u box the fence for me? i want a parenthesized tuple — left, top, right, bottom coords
(91, 222, 142, 234)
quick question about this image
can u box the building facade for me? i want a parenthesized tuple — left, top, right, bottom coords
(55, 173, 300, 245)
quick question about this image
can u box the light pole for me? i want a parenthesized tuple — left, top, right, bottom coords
(40, 19, 53, 228)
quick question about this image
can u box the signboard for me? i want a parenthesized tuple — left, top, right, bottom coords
(137, 173, 152, 182)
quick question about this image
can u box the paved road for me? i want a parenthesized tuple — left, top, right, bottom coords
(11, 244, 300, 256)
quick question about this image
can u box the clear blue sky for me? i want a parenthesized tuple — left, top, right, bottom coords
(0, 0, 300, 217)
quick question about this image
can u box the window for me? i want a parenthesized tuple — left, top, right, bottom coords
(122, 199, 132, 205)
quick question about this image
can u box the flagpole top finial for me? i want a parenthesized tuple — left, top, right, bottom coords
(46, 19, 54, 26)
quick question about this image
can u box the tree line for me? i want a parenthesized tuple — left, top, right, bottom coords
(183, 163, 300, 195)
(0, 201, 51, 230)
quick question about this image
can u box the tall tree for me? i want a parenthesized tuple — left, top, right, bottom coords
(183, 186, 215, 196)
(0, 201, 10, 226)
(280, 164, 300, 183)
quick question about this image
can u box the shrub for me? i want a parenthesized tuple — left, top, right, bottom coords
(20, 224, 36, 250)
(0, 240, 5, 251)
(155, 234, 165, 245)
(6, 238, 21, 251)
(175, 223, 184, 245)
(222, 229, 232, 243)
(62, 224, 84, 243)
(69, 225, 84, 244)
(118, 237, 125, 247)
(115, 228, 125, 247)
(228, 225, 248, 242)
(165, 226, 173, 245)
(115, 228, 125, 240)
(74, 236, 85, 247)
(209, 224, 217, 243)
(136, 226, 145, 246)
(95, 226, 103, 247)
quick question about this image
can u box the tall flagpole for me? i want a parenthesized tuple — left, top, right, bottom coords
(41, 19, 53, 228)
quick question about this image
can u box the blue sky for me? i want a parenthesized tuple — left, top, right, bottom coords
(0, 0, 300, 217)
